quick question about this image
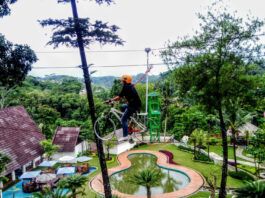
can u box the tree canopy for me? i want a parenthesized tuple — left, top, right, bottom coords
(0, 34, 37, 88)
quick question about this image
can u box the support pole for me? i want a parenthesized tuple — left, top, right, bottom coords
(144, 48, 151, 115)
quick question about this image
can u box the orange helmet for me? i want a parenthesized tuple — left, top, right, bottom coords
(121, 75, 132, 84)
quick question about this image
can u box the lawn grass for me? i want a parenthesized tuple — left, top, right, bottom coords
(204, 145, 249, 162)
(81, 143, 244, 197)
(80, 154, 119, 198)
(133, 143, 244, 188)
(189, 191, 233, 198)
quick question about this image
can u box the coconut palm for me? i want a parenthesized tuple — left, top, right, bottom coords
(234, 180, 265, 198)
(127, 168, 164, 198)
(225, 102, 254, 172)
(189, 129, 199, 158)
(33, 186, 82, 198)
(57, 174, 88, 198)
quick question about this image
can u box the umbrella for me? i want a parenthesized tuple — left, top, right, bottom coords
(56, 167, 76, 175)
(20, 171, 41, 179)
(36, 173, 57, 183)
(38, 160, 57, 167)
(58, 156, 77, 163)
(76, 156, 92, 162)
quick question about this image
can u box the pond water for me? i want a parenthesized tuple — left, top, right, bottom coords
(110, 153, 190, 196)
(2, 167, 97, 198)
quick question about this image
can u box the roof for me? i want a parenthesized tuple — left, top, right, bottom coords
(0, 106, 45, 176)
(238, 122, 259, 136)
(52, 127, 81, 152)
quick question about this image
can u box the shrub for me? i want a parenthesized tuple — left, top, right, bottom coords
(194, 152, 213, 162)
(177, 145, 194, 153)
(197, 145, 207, 149)
(228, 171, 254, 181)
(209, 137, 218, 145)
(238, 164, 257, 175)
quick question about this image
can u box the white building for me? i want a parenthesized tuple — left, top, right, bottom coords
(51, 127, 88, 160)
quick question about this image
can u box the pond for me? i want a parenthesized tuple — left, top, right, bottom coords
(110, 153, 190, 196)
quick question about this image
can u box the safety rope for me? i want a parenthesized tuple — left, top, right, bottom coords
(133, 65, 153, 86)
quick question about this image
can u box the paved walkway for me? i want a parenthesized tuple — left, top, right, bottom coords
(236, 146, 254, 162)
(90, 150, 204, 198)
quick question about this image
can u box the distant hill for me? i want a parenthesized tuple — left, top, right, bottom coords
(35, 73, 160, 89)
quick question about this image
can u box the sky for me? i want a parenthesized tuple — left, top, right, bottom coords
(1, 0, 265, 78)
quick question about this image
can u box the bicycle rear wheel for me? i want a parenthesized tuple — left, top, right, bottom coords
(94, 116, 116, 141)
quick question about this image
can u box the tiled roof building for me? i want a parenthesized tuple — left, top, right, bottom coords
(51, 127, 92, 161)
(52, 127, 81, 152)
(0, 106, 45, 176)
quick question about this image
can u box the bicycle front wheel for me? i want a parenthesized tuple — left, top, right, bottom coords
(94, 116, 116, 141)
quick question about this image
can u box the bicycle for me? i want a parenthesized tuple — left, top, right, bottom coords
(94, 102, 159, 143)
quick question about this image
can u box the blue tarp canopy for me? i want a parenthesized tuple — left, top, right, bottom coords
(56, 167, 76, 175)
(38, 160, 57, 167)
(76, 156, 92, 162)
(19, 171, 41, 179)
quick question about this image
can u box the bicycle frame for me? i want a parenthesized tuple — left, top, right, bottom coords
(108, 107, 147, 133)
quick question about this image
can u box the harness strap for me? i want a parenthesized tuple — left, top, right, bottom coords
(133, 65, 153, 86)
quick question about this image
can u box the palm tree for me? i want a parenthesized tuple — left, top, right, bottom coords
(234, 180, 265, 198)
(104, 138, 116, 160)
(197, 130, 207, 153)
(225, 103, 254, 172)
(189, 129, 199, 158)
(57, 174, 88, 198)
(33, 186, 83, 198)
(127, 168, 164, 198)
(157, 79, 174, 142)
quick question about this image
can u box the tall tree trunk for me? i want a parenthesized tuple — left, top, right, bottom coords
(164, 114, 167, 142)
(218, 107, 228, 198)
(208, 142, 210, 159)
(193, 142, 196, 159)
(146, 186, 151, 198)
(70, 1, 112, 197)
(232, 131, 238, 172)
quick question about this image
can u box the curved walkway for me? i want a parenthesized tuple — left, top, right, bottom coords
(90, 150, 204, 198)
(236, 146, 254, 162)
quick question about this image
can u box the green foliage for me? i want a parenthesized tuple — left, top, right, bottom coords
(135, 83, 154, 112)
(167, 105, 209, 140)
(237, 165, 257, 175)
(104, 138, 116, 160)
(161, 2, 265, 196)
(228, 171, 254, 181)
(0, 34, 37, 88)
(126, 168, 164, 198)
(57, 174, 88, 196)
(60, 78, 83, 94)
(0, 0, 18, 17)
(33, 186, 80, 198)
(194, 152, 213, 162)
(40, 140, 60, 160)
(234, 180, 265, 198)
(39, 18, 124, 48)
(0, 153, 11, 182)
(109, 79, 122, 97)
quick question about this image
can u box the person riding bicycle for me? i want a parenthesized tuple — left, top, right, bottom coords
(105, 75, 141, 141)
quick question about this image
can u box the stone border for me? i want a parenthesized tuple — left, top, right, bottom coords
(90, 150, 204, 198)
